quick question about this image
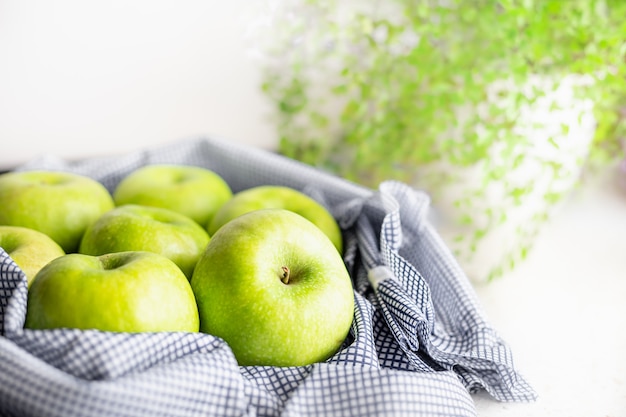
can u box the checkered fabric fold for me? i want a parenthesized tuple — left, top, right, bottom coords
(0, 137, 536, 416)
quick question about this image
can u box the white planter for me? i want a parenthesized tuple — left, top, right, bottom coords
(417, 74, 596, 283)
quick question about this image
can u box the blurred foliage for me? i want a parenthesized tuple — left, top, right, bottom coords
(258, 0, 626, 281)
(261, 0, 626, 183)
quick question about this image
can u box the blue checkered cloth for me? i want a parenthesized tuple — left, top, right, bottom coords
(0, 137, 537, 416)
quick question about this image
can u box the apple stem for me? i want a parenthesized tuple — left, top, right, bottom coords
(281, 266, 290, 284)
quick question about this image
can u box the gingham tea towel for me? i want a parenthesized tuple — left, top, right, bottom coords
(0, 136, 537, 416)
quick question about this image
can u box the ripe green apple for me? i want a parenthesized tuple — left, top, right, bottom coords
(79, 204, 210, 280)
(0, 170, 115, 253)
(0, 225, 65, 286)
(208, 185, 343, 254)
(113, 164, 233, 227)
(191, 208, 354, 366)
(25, 251, 199, 332)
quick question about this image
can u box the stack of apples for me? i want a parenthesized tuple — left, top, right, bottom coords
(0, 165, 355, 367)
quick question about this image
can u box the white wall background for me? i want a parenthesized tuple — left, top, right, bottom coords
(0, 0, 278, 170)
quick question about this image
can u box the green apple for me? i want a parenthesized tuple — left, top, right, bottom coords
(191, 208, 354, 367)
(208, 185, 343, 253)
(0, 170, 115, 253)
(113, 164, 233, 227)
(0, 225, 65, 286)
(25, 251, 199, 332)
(79, 204, 210, 280)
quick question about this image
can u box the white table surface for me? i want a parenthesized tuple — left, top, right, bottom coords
(471, 167, 626, 417)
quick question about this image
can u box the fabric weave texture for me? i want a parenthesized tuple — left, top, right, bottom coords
(0, 137, 537, 416)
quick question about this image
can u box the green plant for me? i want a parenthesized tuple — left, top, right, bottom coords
(257, 0, 626, 281)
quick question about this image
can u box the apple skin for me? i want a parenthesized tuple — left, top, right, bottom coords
(208, 185, 343, 254)
(113, 164, 233, 228)
(191, 208, 354, 367)
(25, 251, 199, 332)
(0, 170, 115, 253)
(0, 225, 65, 286)
(79, 204, 210, 280)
